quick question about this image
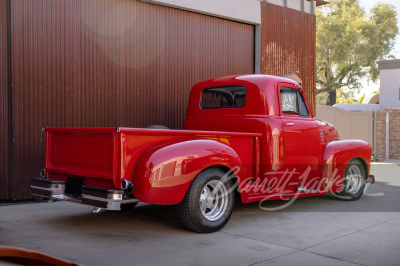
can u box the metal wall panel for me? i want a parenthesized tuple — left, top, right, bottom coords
(260, 2, 316, 114)
(10, 0, 254, 200)
(0, 0, 10, 199)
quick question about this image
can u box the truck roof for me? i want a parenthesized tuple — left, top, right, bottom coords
(192, 74, 299, 90)
(186, 74, 301, 118)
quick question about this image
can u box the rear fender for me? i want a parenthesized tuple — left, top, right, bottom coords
(132, 139, 244, 204)
(321, 140, 372, 193)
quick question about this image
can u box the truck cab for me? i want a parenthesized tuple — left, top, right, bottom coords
(185, 75, 340, 198)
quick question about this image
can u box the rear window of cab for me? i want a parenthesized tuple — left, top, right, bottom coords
(200, 86, 246, 109)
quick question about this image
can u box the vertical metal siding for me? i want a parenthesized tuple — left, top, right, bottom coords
(10, 0, 254, 200)
(260, 2, 316, 114)
(0, 0, 10, 199)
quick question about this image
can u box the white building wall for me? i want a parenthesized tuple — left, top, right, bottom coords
(143, 0, 261, 24)
(268, 0, 315, 13)
(379, 68, 400, 109)
(143, 0, 316, 25)
(333, 103, 381, 112)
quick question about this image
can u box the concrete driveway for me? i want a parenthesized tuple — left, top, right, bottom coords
(1, 161, 399, 266)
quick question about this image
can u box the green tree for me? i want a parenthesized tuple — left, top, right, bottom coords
(316, 0, 398, 105)
(336, 90, 365, 103)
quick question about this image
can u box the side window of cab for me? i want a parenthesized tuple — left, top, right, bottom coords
(280, 87, 310, 117)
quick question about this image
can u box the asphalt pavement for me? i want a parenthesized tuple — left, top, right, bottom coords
(1, 160, 399, 266)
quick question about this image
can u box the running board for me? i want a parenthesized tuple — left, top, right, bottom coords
(296, 187, 318, 193)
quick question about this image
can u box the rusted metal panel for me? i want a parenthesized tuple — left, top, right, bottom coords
(260, 2, 316, 114)
(10, 0, 254, 200)
(0, 0, 10, 200)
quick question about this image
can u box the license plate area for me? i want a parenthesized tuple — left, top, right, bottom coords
(65, 176, 84, 198)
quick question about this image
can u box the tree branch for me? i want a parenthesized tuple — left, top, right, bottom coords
(316, 76, 324, 86)
(340, 70, 364, 88)
(316, 87, 331, 95)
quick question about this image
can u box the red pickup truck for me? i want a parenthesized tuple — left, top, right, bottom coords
(31, 75, 373, 233)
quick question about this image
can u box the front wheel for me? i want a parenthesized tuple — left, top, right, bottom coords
(334, 159, 366, 201)
(177, 168, 235, 233)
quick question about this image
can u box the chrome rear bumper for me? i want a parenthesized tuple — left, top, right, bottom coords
(30, 178, 138, 211)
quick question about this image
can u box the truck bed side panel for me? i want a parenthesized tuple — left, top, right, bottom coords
(118, 128, 261, 186)
(130, 137, 258, 204)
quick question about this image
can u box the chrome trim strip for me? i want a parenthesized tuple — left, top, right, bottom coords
(122, 199, 140, 204)
(52, 195, 81, 203)
(81, 194, 121, 203)
(30, 185, 57, 192)
(32, 193, 46, 197)
(297, 187, 317, 193)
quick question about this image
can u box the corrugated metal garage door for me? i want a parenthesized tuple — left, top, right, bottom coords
(0, 0, 10, 199)
(260, 2, 316, 114)
(6, 0, 254, 200)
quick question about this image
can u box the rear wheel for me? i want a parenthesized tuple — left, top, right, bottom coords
(177, 168, 235, 233)
(334, 159, 366, 201)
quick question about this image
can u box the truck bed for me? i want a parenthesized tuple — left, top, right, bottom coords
(44, 127, 261, 190)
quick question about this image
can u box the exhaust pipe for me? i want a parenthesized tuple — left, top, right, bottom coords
(368, 175, 375, 184)
(120, 179, 133, 193)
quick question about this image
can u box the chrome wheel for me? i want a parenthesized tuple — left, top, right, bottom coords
(346, 165, 362, 194)
(178, 168, 235, 232)
(199, 180, 229, 221)
(333, 159, 366, 201)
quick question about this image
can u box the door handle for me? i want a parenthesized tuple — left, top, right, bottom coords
(284, 122, 294, 126)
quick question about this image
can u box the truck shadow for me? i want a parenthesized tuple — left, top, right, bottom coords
(45, 182, 399, 237)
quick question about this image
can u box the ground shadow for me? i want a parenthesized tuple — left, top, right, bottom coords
(44, 182, 399, 237)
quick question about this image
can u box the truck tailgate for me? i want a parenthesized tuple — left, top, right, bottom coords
(45, 128, 117, 180)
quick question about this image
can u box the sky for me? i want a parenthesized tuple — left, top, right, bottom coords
(356, 0, 400, 97)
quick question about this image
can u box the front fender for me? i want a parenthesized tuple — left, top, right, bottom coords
(321, 140, 372, 193)
(132, 139, 243, 205)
